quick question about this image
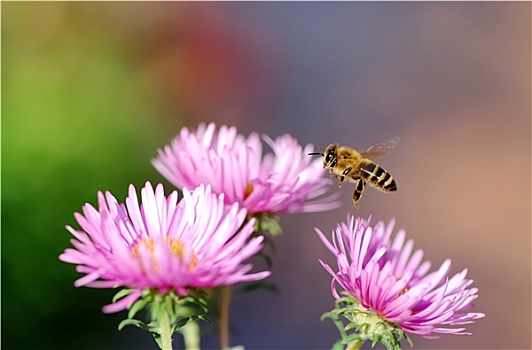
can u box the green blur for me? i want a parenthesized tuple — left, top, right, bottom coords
(2, 3, 177, 349)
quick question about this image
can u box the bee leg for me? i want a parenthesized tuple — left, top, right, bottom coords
(352, 180, 365, 209)
(338, 167, 352, 188)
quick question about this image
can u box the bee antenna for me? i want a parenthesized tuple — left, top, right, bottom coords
(308, 152, 324, 156)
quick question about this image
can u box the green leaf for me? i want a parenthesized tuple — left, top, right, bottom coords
(173, 314, 211, 332)
(256, 251, 274, 269)
(237, 281, 279, 294)
(118, 319, 148, 331)
(405, 334, 413, 348)
(152, 332, 163, 349)
(331, 339, 344, 350)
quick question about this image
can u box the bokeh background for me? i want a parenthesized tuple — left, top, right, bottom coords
(2, 2, 530, 350)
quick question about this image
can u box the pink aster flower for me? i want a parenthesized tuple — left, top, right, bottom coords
(59, 182, 270, 313)
(152, 123, 339, 214)
(316, 215, 484, 346)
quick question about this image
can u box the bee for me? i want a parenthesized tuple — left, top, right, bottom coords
(309, 137, 399, 208)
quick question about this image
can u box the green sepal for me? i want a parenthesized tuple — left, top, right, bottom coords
(321, 292, 413, 350)
(250, 213, 282, 238)
(128, 296, 150, 320)
(257, 214, 282, 236)
(341, 332, 363, 345)
(246, 213, 280, 270)
(114, 287, 213, 337)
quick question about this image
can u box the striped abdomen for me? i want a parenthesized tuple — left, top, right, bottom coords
(360, 161, 397, 192)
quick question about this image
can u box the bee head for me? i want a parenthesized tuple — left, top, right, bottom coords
(323, 144, 338, 168)
(309, 144, 338, 168)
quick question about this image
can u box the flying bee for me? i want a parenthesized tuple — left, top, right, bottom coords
(309, 137, 399, 209)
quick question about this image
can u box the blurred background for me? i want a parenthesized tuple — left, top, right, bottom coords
(2, 2, 530, 349)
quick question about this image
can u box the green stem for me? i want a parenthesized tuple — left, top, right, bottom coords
(181, 320, 201, 350)
(219, 285, 232, 349)
(159, 309, 173, 350)
(346, 339, 364, 350)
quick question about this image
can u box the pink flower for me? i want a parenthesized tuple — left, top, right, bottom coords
(59, 182, 270, 313)
(152, 123, 339, 214)
(316, 215, 484, 339)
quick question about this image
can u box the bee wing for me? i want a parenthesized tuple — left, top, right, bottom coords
(359, 136, 400, 158)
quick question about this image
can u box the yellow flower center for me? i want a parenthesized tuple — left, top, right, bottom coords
(244, 182, 254, 199)
(131, 236, 197, 273)
(166, 236, 185, 258)
(131, 237, 156, 258)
